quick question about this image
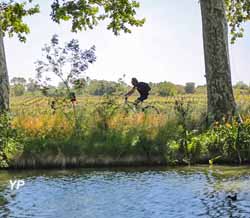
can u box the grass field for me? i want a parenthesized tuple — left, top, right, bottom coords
(10, 94, 250, 122)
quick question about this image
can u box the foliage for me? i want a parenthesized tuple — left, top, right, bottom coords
(174, 99, 195, 130)
(50, 0, 145, 35)
(35, 34, 96, 92)
(191, 120, 250, 164)
(12, 84, 25, 96)
(234, 81, 249, 90)
(0, 0, 39, 42)
(35, 35, 96, 128)
(148, 82, 185, 96)
(49, 0, 250, 43)
(10, 77, 26, 85)
(26, 78, 40, 93)
(1, 0, 250, 44)
(225, 0, 250, 43)
(86, 79, 127, 96)
(72, 78, 88, 95)
(196, 85, 207, 94)
(11, 78, 250, 98)
(185, 82, 196, 94)
(157, 118, 250, 165)
(0, 113, 23, 168)
(156, 82, 178, 97)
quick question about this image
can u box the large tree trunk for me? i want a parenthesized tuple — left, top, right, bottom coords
(0, 28, 9, 112)
(200, 0, 236, 122)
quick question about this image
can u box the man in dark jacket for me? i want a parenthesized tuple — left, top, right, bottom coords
(124, 78, 151, 105)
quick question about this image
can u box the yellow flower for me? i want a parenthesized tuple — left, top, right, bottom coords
(213, 121, 219, 128)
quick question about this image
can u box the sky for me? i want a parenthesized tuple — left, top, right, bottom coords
(4, 0, 250, 86)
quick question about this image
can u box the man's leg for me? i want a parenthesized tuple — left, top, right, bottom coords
(134, 98, 141, 107)
(135, 94, 148, 106)
(139, 94, 148, 102)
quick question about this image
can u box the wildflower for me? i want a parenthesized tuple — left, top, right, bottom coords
(214, 121, 220, 128)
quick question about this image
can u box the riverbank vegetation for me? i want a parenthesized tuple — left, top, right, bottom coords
(1, 94, 250, 169)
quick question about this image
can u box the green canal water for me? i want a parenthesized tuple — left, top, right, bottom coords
(0, 166, 250, 218)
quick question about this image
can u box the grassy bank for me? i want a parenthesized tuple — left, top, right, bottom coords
(1, 95, 250, 168)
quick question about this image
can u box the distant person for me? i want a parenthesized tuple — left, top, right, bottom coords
(70, 92, 77, 106)
(124, 78, 151, 105)
(50, 100, 56, 114)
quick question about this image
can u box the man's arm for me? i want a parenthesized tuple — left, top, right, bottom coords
(125, 87, 136, 97)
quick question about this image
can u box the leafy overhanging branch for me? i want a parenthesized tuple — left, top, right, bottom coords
(225, 0, 250, 44)
(50, 0, 145, 35)
(1, 0, 250, 44)
(0, 0, 39, 42)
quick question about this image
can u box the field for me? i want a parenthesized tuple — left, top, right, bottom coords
(10, 94, 250, 123)
(10, 93, 250, 109)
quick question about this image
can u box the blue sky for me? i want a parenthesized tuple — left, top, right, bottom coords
(4, 0, 250, 85)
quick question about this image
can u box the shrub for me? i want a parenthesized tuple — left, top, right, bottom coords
(0, 113, 23, 168)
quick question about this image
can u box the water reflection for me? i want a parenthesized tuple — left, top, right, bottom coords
(197, 167, 250, 218)
(0, 166, 250, 218)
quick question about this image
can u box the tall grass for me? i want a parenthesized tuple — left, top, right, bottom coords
(1, 94, 250, 168)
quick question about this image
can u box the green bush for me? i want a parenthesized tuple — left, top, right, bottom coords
(0, 113, 24, 168)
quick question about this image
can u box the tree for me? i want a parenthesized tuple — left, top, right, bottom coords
(200, 0, 236, 122)
(12, 84, 25, 96)
(196, 85, 207, 94)
(10, 77, 26, 85)
(36, 35, 96, 93)
(86, 80, 118, 96)
(157, 82, 178, 97)
(50, 0, 145, 35)
(10, 76, 26, 96)
(0, 27, 9, 112)
(225, 0, 250, 44)
(199, 0, 250, 121)
(185, 82, 195, 94)
(26, 78, 39, 93)
(0, 1, 39, 112)
(234, 81, 249, 90)
(35, 35, 96, 127)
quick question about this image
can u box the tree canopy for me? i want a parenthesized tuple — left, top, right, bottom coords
(225, 0, 250, 43)
(0, 0, 39, 42)
(1, 0, 250, 43)
(50, 0, 146, 35)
